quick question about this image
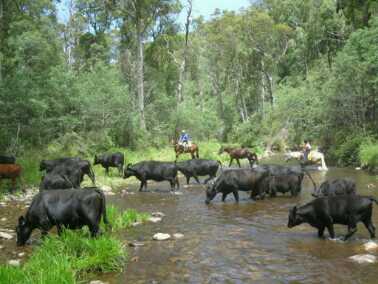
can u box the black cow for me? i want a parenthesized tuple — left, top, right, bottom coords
(39, 172, 78, 190)
(39, 158, 95, 190)
(94, 152, 124, 176)
(0, 155, 16, 164)
(250, 164, 316, 199)
(205, 168, 269, 204)
(312, 178, 356, 197)
(16, 188, 109, 246)
(39, 157, 81, 173)
(288, 195, 377, 240)
(123, 161, 179, 191)
(176, 159, 221, 184)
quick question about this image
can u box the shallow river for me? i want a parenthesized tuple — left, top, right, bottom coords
(1, 163, 378, 284)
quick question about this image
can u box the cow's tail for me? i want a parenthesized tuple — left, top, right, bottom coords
(301, 163, 317, 194)
(94, 189, 111, 230)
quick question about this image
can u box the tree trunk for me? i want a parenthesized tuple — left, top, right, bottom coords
(136, 19, 146, 130)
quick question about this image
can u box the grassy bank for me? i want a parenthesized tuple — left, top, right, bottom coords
(0, 207, 149, 284)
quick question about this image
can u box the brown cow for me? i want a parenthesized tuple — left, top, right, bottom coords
(0, 164, 23, 192)
(218, 146, 258, 168)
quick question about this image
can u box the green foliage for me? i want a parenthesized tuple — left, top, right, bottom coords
(105, 206, 150, 230)
(332, 135, 365, 166)
(359, 140, 378, 171)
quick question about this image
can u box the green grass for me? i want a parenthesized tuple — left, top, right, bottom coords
(105, 205, 150, 231)
(0, 206, 150, 284)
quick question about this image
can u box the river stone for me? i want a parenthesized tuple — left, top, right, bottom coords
(0, 232, 13, 240)
(132, 221, 142, 227)
(101, 185, 112, 192)
(148, 217, 162, 223)
(89, 281, 108, 284)
(364, 241, 378, 251)
(0, 245, 4, 249)
(153, 233, 171, 241)
(349, 254, 377, 264)
(173, 233, 184, 239)
(8, 259, 21, 266)
(151, 212, 165, 218)
(1, 217, 7, 222)
(128, 241, 145, 247)
(18, 252, 25, 257)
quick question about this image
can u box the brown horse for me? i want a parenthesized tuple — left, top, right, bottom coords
(173, 141, 199, 159)
(0, 164, 23, 192)
(219, 146, 258, 168)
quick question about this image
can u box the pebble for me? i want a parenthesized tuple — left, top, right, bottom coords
(8, 259, 21, 266)
(355, 167, 361, 170)
(89, 281, 108, 284)
(18, 252, 25, 257)
(132, 222, 142, 227)
(148, 217, 162, 223)
(128, 241, 145, 247)
(1, 217, 7, 222)
(151, 212, 165, 218)
(0, 232, 13, 240)
(173, 233, 184, 239)
(172, 191, 183, 195)
(153, 233, 171, 241)
(0, 245, 4, 249)
(349, 254, 377, 264)
(0, 202, 6, 207)
(364, 241, 378, 251)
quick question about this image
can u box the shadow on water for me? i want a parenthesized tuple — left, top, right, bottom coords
(1, 158, 378, 283)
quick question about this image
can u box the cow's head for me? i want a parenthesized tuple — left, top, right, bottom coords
(123, 164, 135, 179)
(16, 216, 32, 246)
(205, 179, 217, 204)
(78, 161, 95, 185)
(288, 206, 303, 228)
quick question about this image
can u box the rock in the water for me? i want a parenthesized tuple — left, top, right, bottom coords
(172, 191, 183, 195)
(364, 241, 378, 251)
(0, 245, 4, 249)
(153, 233, 171, 241)
(0, 231, 13, 240)
(151, 212, 165, 218)
(132, 221, 142, 227)
(148, 217, 162, 223)
(101, 185, 112, 192)
(173, 233, 184, 239)
(355, 167, 361, 170)
(349, 254, 377, 264)
(1, 217, 7, 222)
(18, 252, 25, 257)
(8, 259, 21, 266)
(89, 281, 108, 284)
(128, 241, 145, 247)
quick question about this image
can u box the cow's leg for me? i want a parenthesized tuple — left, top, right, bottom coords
(186, 175, 190, 185)
(193, 175, 201, 184)
(169, 179, 175, 191)
(344, 224, 358, 241)
(229, 158, 233, 167)
(118, 165, 123, 176)
(139, 180, 144, 192)
(236, 159, 241, 168)
(11, 177, 16, 193)
(175, 177, 180, 190)
(191, 152, 195, 159)
(89, 224, 100, 238)
(318, 226, 326, 238)
(57, 224, 63, 236)
(363, 219, 376, 238)
(326, 224, 335, 239)
(105, 167, 109, 176)
(248, 158, 253, 168)
(232, 190, 239, 203)
(204, 175, 214, 184)
(222, 193, 228, 202)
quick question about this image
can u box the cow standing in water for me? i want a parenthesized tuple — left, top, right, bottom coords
(218, 146, 258, 168)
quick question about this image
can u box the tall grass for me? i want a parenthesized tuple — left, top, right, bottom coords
(105, 205, 150, 230)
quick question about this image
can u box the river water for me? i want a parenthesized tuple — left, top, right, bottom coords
(1, 162, 378, 284)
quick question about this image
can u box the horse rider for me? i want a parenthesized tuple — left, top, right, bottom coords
(179, 130, 191, 149)
(303, 140, 312, 162)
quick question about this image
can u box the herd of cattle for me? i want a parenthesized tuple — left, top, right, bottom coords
(0, 153, 377, 245)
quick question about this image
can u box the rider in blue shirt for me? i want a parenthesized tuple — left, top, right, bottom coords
(179, 130, 190, 147)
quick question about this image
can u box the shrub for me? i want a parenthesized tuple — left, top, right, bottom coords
(359, 141, 378, 171)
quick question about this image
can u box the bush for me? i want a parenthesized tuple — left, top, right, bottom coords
(332, 135, 365, 167)
(359, 141, 378, 171)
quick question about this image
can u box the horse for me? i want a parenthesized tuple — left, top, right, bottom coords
(284, 150, 328, 171)
(0, 164, 23, 192)
(218, 146, 258, 168)
(173, 141, 199, 160)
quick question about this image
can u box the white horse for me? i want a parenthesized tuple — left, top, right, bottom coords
(284, 150, 328, 171)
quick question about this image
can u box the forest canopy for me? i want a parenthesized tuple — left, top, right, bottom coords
(0, 0, 377, 166)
